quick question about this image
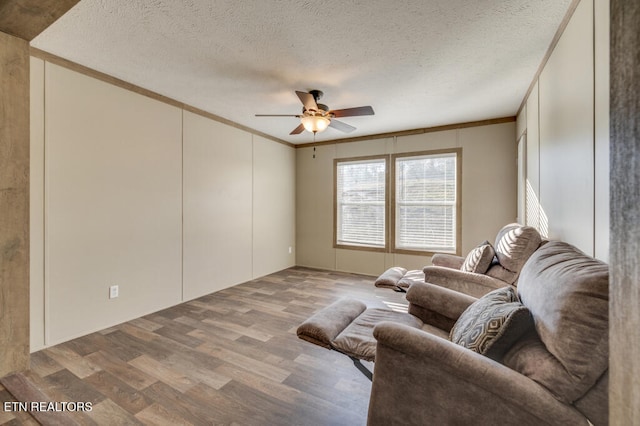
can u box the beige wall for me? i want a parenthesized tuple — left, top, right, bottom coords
(43, 62, 184, 346)
(183, 111, 253, 301)
(252, 135, 296, 278)
(30, 59, 296, 349)
(517, 0, 609, 261)
(296, 122, 517, 276)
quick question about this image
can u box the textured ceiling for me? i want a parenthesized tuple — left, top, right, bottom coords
(31, 0, 572, 144)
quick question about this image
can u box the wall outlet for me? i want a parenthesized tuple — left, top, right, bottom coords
(288, 246, 292, 254)
(109, 285, 119, 299)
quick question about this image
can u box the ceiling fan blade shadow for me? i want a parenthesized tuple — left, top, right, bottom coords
(329, 119, 356, 133)
(290, 123, 305, 135)
(296, 91, 318, 111)
(330, 106, 374, 118)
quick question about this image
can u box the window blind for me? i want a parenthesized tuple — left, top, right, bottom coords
(395, 153, 457, 252)
(336, 158, 386, 248)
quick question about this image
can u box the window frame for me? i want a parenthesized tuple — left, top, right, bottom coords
(391, 148, 462, 256)
(333, 149, 462, 255)
(333, 155, 389, 252)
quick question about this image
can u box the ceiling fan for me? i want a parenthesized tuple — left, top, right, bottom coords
(256, 90, 375, 135)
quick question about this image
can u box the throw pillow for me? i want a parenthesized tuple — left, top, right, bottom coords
(460, 241, 495, 274)
(449, 286, 534, 360)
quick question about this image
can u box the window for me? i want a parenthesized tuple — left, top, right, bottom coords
(334, 149, 461, 254)
(393, 151, 459, 253)
(334, 156, 387, 250)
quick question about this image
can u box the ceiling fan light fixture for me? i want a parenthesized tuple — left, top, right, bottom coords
(301, 114, 330, 133)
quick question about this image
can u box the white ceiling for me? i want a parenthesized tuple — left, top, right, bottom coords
(31, 0, 572, 144)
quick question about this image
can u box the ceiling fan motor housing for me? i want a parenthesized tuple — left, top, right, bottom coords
(309, 89, 323, 101)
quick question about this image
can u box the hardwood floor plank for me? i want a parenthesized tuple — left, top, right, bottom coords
(141, 382, 222, 425)
(127, 355, 197, 393)
(43, 345, 102, 379)
(42, 369, 106, 405)
(162, 352, 231, 390)
(29, 351, 64, 377)
(201, 318, 274, 342)
(84, 370, 154, 415)
(181, 316, 244, 341)
(195, 342, 291, 383)
(183, 382, 265, 425)
(84, 350, 157, 391)
(87, 399, 143, 425)
(134, 402, 193, 426)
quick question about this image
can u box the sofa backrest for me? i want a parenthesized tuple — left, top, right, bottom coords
(503, 241, 609, 422)
(485, 223, 542, 284)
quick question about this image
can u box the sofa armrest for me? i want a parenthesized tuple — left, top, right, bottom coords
(406, 281, 476, 325)
(368, 322, 588, 426)
(431, 253, 465, 269)
(423, 265, 509, 298)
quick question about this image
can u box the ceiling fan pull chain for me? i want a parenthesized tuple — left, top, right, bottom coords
(313, 146, 316, 159)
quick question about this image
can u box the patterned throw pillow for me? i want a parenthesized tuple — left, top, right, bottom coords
(449, 286, 533, 360)
(460, 241, 496, 274)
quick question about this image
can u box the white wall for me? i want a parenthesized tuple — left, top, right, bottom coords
(517, 0, 609, 261)
(30, 60, 296, 349)
(296, 122, 517, 276)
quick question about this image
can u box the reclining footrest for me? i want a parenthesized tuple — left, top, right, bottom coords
(297, 298, 367, 348)
(375, 267, 426, 291)
(297, 298, 423, 362)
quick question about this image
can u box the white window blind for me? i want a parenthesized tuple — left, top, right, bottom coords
(395, 153, 457, 253)
(336, 158, 386, 248)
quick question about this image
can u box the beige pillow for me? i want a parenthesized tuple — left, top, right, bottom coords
(460, 241, 495, 274)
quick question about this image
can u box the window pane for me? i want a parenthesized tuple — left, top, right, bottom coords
(397, 205, 456, 251)
(336, 158, 386, 248)
(395, 153, 457, 252)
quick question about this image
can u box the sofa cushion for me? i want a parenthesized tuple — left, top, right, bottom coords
(460, 241, 495, 274)
(504, 241, 609, 403)
(493, 224, 542, 274)
(449, 286, 534, 361)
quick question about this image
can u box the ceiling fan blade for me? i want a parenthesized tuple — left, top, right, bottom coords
(290, 123, 305, 135)
(330, 106, 375, 118)
(296, 91, 318, 112)
(329, 119, 356, 133)
(255, 114, 301, 117)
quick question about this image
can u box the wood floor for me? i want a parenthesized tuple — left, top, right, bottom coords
(1, 267, 408, 425)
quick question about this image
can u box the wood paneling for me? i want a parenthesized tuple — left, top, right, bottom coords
(2, 267, 408, 424)
(0, 31, 30, 377)
(610, 0, 640, 423)
(0, 0, 80, 41)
